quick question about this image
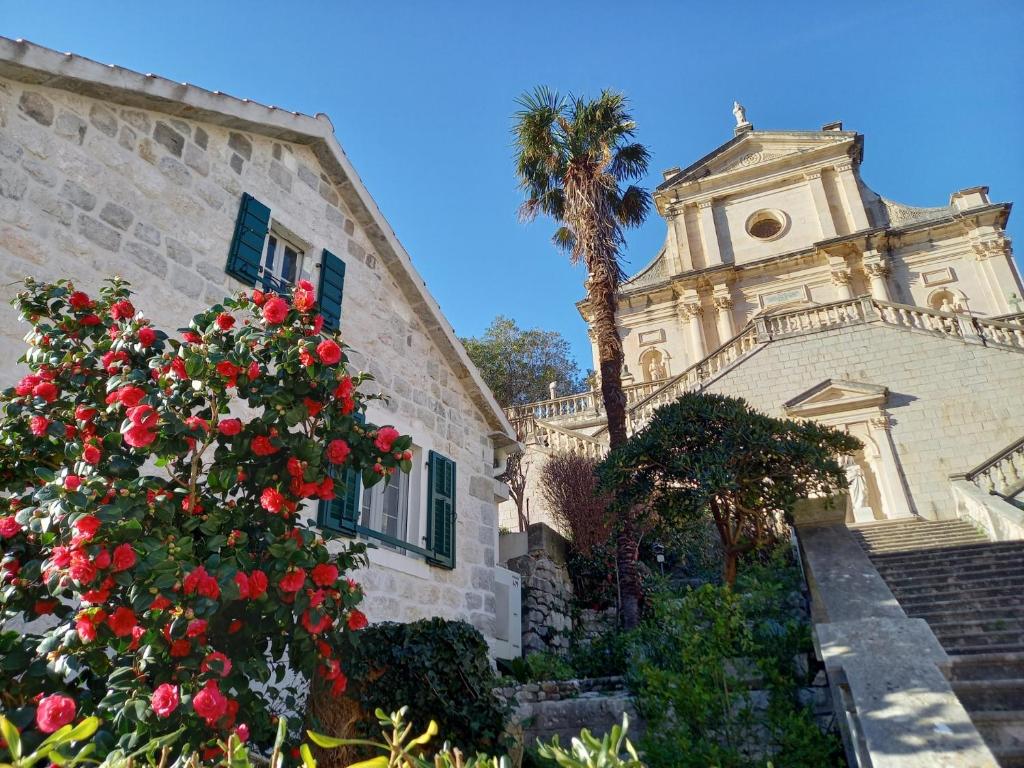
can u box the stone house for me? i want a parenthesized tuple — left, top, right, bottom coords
(0, 37, 519, 650)
(503, 107, 1024, 529)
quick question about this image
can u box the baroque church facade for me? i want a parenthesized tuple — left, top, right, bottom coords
(504, 109, 1024, 531)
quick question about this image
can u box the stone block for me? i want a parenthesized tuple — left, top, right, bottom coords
(60, 180, 96, 211)
(193, 126, 208, 150)
(0, 135, 22, 162)
(99, 202, 134, 231)
(319, 180, 338, 206)
(184, 144, 209, 176)
(0, 166, 27, 201)
(55, 111, 87, 145)
(133, 222, 161, 247)
(298, 164, 318, 190)
(228, 132, 252, 161)
(18, 91, 54, 126)
(22, 157, 57, 187)
(269, 160, 292, 192)
(158, 156, 191, 186)
(153, 121, 184, 157)
(30, 188, 73, 226)
(229, 154, 243, 174)
(195, 258, 224, 284)
(89, 104, 118, 138)
(166, 238, 193, 267)
(169, 266, 202, 300)
(119, 109, 151, 133)
(78, 214, 121, 252)
(124, 240, 167, 277)
(118, 125, 136, 152)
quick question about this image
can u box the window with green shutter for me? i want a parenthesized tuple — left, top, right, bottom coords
(317, 249, 346, 332)
(426, 451, 456, 569)
(317, 414, 364, 535)
(225, 193, 271, 286)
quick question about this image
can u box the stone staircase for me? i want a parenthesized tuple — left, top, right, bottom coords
(852, 518, 1024, 766)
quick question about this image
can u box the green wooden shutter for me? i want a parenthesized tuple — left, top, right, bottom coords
(318, 249, 346, 332)
(226, 193, 270, 286)
(317, 413, 364, 535)
(426, 450, 456, 569)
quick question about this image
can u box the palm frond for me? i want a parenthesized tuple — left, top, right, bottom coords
(610, 143, 650, 182)
(552, 226, 576, 254)
(616, 185, 651, 229)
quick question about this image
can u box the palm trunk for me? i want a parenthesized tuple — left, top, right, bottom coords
(589, 274, 640, 628)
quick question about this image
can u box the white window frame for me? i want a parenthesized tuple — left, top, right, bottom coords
(260, 227, 305, 288)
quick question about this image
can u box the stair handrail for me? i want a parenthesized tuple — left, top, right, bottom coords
(953, 434, 1024, 497)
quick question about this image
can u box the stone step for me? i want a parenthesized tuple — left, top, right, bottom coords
(871, 540, 1024, 567)
(948, 643, 1024, 656)
(877, 559, 1024, 583)
(857, 533, 989, 550)
(899, 586, 1024, 610)
(887, 572, 1024, 596)
(952, 678, 1024, 711)
(936, 629, 1024, 652)
(851, 521, 983, 539)
(947, 652, 1024, 681)
(910, 605, 1024, 626)
(928, 616, 1024, 636)
(970, 710, 1024, 750)
(874, 548, 1024, 573)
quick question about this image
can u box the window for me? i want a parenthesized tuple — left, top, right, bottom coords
(746, 209, 787, 241)
(360, 468, 411, 550)
(260, 232, 303, 291)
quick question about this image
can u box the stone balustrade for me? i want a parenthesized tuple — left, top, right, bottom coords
(962, 435, 1024, 498)
(510, 296, 1024, 453)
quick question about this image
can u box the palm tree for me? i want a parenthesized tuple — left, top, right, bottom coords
(513, 87, 650, 628)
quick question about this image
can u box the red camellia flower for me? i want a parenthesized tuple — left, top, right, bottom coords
(316, 339, 342, 365)
(111, 300, 136, 320)
(252, 289, 265, 306)
(215, 312, 235, 331)
(29, 415, 51, 436)
(68, 291, 92, 310)
(303, 397, 323, 418)
(75, 404, 97, 422)
(150, 595, 172, 611)
(218, 418, 242, 436)
(124, 424, 157, 448)
(292, 286, 316, 313)
(248, 570, 268, 599)
(151, 683, 180, 718)
(94, 548, 111, 570)
(193, 680, 228, 726)
(107, 606, 137, 638)
(182, 331, 203, 344)
(299, 348, 315, 367)
(183, 566, 221, 600)
(32, 381, 58, 402)
(374, 426, 400, 453)
(311, 563, 339, 587)
(279, 568, 306, 593)
(138, 326, 157, 347)
(185, 416, 210, 432)
(234, 571, 250, 599)
(201, 651, 232, 677)
(36, 694, 76, 734)
(260, 487, 285, 514)
(347, 609, 368, 631)
(64, 474, 82, 491)
(83, 443, 101, 465)
(251, 435, 279, 456)
(107, 385, 146, 408)
(0, 516, 21, 538)
(262, 297, 289, 325)
(74, 515, 101, 539)
(34, 599, 58, 615)
(76, 616, 97, 643)
(301, 610, 332, 635)
(187, 619, 208, 637)
(81, 314, 101, 326)
(111, 543, 137, 572)
(326, 439, 350, 465)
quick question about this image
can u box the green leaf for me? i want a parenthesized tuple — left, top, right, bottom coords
(305, 731, 382, 749)
(0, 715, 22, 760)
(299, 743, 317, 768)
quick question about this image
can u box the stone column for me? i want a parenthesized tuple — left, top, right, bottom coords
(697, 200, 722, 267)
(805, 170, 837, 240)
(713, 294, 736, 343)
(834, 161, 870, 231)
(971, 233, 1022, 314)
(680, 302, 707, 360)
(868, 413, 914, 518)
(831, 269, 854, 301)
(862, 252, 891, 302)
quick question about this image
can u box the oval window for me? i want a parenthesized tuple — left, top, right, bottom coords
(746, 210, 786, 240)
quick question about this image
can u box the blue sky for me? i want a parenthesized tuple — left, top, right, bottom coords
(5, 1, 1023, 371)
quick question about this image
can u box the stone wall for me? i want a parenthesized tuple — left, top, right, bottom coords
(502, 524, 575, 654)
(0, 74, 502, 641)
(705, 322, 1024, 519)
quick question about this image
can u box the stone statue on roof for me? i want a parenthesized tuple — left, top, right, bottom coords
(732, 101, 749, 128)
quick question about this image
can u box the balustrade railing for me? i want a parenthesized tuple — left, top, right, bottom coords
(516, 414, 607, 459)
(962, 436, 1024, 498)
(508, 296, 1024, 455)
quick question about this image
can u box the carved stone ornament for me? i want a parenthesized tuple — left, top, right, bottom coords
(713, 295, 734, 311)
(831, 269, 852, 286)
(863, 261, 890, 279)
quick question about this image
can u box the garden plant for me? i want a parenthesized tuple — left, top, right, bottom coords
(0, 277, 412, 759)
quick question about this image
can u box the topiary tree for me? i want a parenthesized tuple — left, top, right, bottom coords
(0, 277, 412, 757)
(598, 392, 860, 585)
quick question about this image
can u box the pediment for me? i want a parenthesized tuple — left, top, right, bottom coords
(659, 130, 859, 191)
(784, 379, 887, 418)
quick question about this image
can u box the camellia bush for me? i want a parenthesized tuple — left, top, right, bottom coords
(0, 277, 413, 758)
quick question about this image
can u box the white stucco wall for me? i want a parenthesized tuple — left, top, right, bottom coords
(0, 76, 502, 640)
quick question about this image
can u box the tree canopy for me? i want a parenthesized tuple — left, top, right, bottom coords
(598, 392, 861, 584)
(462, 316, 586, 407)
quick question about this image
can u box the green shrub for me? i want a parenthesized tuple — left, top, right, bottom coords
(501, 651, 576, 683)
(339, 618, 509, 755)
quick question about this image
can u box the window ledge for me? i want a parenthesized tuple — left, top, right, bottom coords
(366, 543, 432, 579)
